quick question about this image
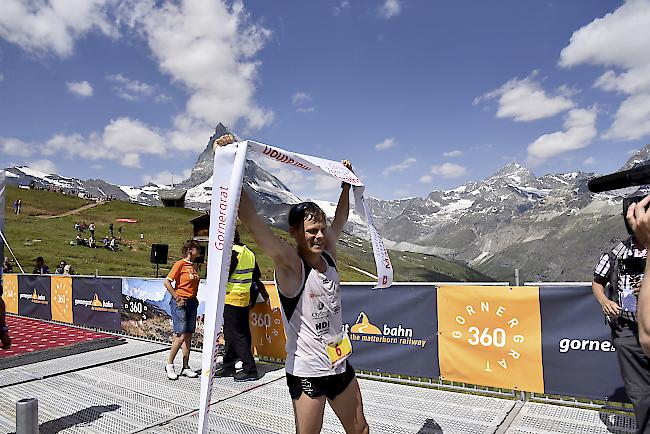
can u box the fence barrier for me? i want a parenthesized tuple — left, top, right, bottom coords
(0, 274, 627, 402)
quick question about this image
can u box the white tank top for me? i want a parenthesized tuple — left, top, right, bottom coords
(277, 251, 347, 377)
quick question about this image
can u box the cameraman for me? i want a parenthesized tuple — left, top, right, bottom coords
(626, 195, 650, 358)
(593, 202, 649, 432)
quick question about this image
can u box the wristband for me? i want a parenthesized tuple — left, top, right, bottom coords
(341, 182, 350, 188)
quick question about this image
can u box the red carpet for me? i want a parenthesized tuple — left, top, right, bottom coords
(0, 316, 123, 369)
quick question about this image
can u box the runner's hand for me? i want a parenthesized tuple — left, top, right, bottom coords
(600, 299, 621, 318)
(626, 195, 650, 248)
(212, 134, 236, 152)
(342, 160, 354, 173)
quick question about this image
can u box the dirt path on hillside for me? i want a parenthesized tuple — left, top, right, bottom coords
(37, 201, 105, 219)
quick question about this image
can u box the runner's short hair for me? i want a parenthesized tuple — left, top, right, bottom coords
(181, 239, 200, 257)
(288, 202, 326, 228)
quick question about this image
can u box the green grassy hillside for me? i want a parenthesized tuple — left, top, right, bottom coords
(3, 186, 493, 282)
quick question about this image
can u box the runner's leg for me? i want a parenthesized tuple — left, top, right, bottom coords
(328, 378, 368, 434)
(293, 393, 327, 434)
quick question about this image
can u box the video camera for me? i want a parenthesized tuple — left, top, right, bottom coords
(588, 165, 650, 235)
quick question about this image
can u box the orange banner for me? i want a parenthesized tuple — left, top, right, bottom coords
(51, 276, 73, 323)
(1, 274, 18, 314)
(437, 285, 544, 393)
(250, 283, 286, 359)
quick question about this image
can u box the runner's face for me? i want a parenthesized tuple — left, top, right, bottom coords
(300, 218, 326, 254)
(189, 247, 200, 260)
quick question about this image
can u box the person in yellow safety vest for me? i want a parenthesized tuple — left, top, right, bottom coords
(215, 229, 268, 381)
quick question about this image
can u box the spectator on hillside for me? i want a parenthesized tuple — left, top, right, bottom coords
(55, 261, 67, 274)
(140, 233, 144, 240)
(2, 258, 12, 274)
(74, 222, 80, 232)
(88, 236, 96, 248)
(109, 223, 114, 237)
(63, 264, 74, 275)
(75, 235, 85, 246)
(118, 225, 123, 236)
(33, 257, 49, 275)
(109, 237, 118, 252)
(16, 199, 21, 214)
(102, 236, 110, 248)
(12, 200, 18, 215)
(89, 223, 95, 237)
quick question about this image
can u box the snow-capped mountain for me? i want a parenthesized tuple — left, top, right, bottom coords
(366, 148, 650, 282)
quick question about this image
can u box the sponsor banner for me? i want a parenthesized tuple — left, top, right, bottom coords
(341, 284, 438, 378)
(72, 277, 121, 331)
(539, 285, 627, 401)
(120, 277, 210, 345)
(18, 275, 52, 320)
(51, 276, 73, 323)
(438, 286, 544, 393)
(247, 140, 393, 288)
(250, 284, 287, 360)
(2, 274, 18, 314)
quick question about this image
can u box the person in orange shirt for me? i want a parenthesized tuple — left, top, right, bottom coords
(164, 239, 202, 380)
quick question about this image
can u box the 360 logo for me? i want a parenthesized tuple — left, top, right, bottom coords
(438, 286, 544, 393)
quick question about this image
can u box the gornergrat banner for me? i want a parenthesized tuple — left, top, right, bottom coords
(342, 284, 439, 378)
(539, 284, 626, 402)
(437, 285, 544, 393)
(72, 277, 121, 331)
(18, 274, 52, 320)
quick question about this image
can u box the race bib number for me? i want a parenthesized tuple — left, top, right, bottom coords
(326, 333, 352, 367)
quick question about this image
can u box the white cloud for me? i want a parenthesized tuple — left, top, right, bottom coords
(583, 157, 596, 165)
(419, 175, 433, 183)
(119, 0, 274, 150)
(1, 137, 33, 157)
(475, 72, 574, 122)
(602, 93, 650, 141)
(143, 168, 192, 185)
(526, 108, 598, 164)
(107, 73, 166, 102)
(27, 159, 57, 174)
(378, 0, 401, 19)
(375, 138, 396, 151)
(292, 91, 314, 113)
(559, 0, 650, 141)
(443, 150, 463, 157)
(35, 117, 166, 168)
(0, 0, 113, 58)
(66, 80, 93, 97)
(1, 1, 273, 168)
(430, 163, 467, 178)
(392, 188, 411, 197)
(0, 73, 4, 81)
(292, 92, 311, 104)
(333, 0, 350, 16)
(382, 157, 416, 176)
(314, 175, 340, 192)
(91, 164, 103, 170)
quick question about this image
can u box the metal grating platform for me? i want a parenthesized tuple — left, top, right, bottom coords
(505, 402, 637, 434)
(0, 338, 639, 434)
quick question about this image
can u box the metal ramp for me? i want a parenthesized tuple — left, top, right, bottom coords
(0, 338, 638, 433)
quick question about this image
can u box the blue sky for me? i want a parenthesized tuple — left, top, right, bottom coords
(1, 0, 650, 201)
